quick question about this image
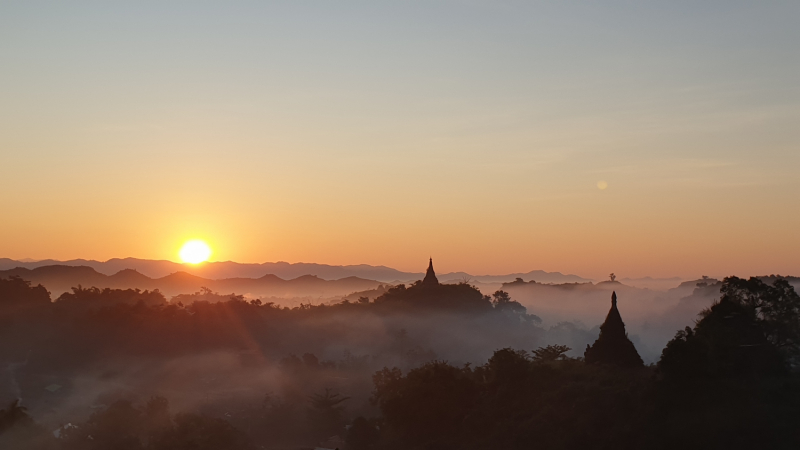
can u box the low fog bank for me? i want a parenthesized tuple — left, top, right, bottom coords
(619, 276, 684, 290)
(0, 277, 576, 447)
(1, 272, 798, 448)
(501, 276, 800, 362)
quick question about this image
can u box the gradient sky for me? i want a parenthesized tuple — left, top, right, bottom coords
(1, 1, 799, 279)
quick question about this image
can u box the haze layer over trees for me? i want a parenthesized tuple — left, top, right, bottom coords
(1, 264, 799, 449)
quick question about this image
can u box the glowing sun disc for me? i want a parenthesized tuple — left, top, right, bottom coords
(179, 240, 212, 264)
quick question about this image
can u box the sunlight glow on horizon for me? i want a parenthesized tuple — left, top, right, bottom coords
(179, 240, 212, 264)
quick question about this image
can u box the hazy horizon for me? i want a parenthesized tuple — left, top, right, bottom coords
(1, 254, 774, 284)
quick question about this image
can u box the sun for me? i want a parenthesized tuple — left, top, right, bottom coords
(179, 240, 212, 264)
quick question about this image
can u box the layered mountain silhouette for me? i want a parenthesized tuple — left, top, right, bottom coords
(0, 265, 384, 299)
(0, 258, 591, 284)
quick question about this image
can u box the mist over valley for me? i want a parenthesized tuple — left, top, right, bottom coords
(2, 258, 799, 449)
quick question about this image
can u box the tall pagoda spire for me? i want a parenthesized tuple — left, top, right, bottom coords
(422, 257, 439, 286)
(584, 291, 644, 367)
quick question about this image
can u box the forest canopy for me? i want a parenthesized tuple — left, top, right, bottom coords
(0, 275, 798, 449)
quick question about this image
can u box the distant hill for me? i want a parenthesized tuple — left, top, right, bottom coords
(0, 258, 413, 281)
(0, 265, 383, 299)
(0, 258, 592, 284)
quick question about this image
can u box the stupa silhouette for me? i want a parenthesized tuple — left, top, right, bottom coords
(584, 291, 644, 367)
(372, 258, 488, 310)
(422, 257, 439, 286)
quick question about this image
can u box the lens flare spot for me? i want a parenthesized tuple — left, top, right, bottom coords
(179, 240, 212, 264)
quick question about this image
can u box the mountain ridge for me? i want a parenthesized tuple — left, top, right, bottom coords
(0, 265, 385, 299)
(0, 257, 592, 284)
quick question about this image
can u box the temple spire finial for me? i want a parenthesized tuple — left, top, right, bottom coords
(612, 291, 617, 307)
(423, 257, 439, 285)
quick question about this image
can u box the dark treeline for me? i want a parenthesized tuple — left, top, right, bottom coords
(370, 278, 800, 450)
(0, 276, 540, 369)
(1, 273, 799, 449)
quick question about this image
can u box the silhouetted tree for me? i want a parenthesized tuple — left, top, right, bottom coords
(56, 398, 252, 450)
(307, 388, 350, 441)
(0, 276, 50, 312)
(658, 297, 785, 381)
(649, 278, 800, 449)
(346, 416, 380, 450)
(372, 348, 652, 450)
(60, 400, 143, 450)
(151, 413, 252, 450)
(254, 394, 302, 446)
(170, 287, 243, 306)
(531, 344, 572, 362)
(374, 281, 491, 311)
(491, 290, 529, 316)
(720, 276, 800, 364)
(57, 286, 166, 310)
(482, 348, 530, 385)
(371, 362, 477, 448)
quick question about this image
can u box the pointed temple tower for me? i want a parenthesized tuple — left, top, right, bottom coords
(584, 291, 644, 367)
(422, 258, 439, 286)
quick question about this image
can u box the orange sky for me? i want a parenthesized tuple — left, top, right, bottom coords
(1, 2, 799, 280)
